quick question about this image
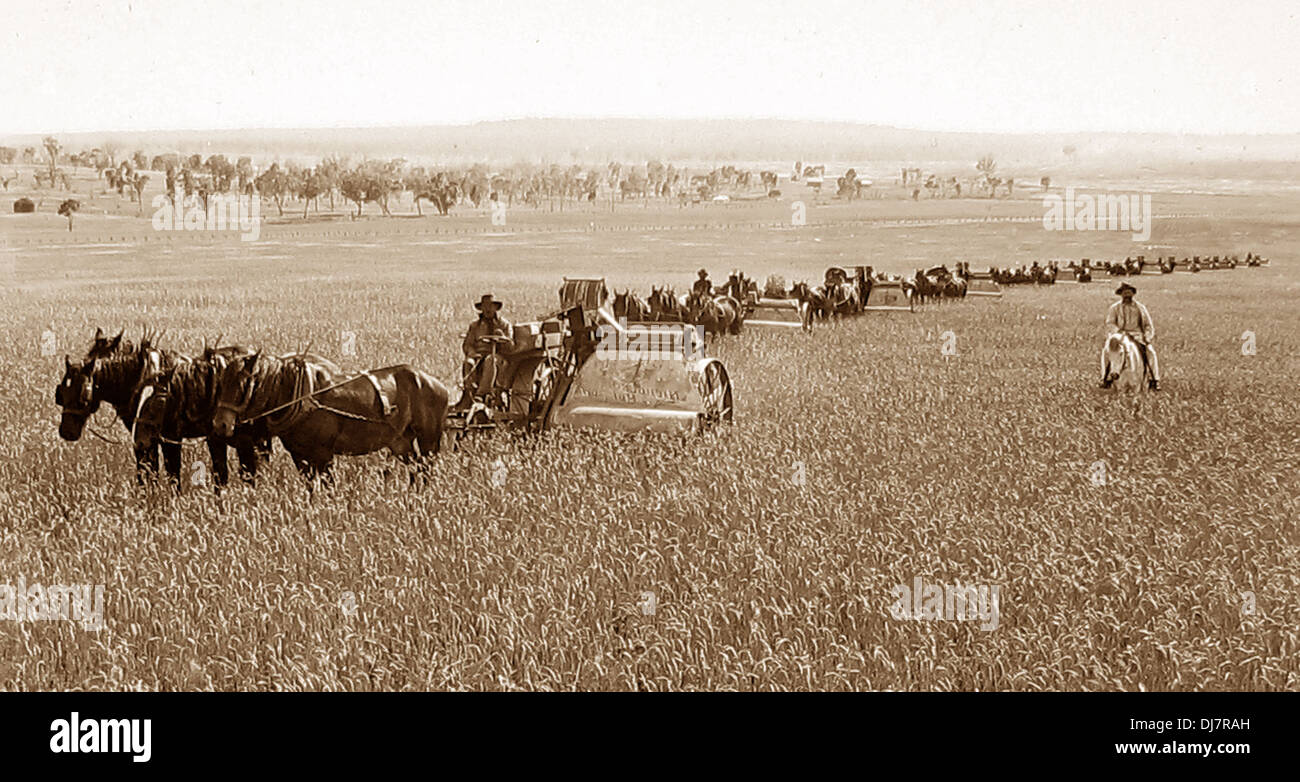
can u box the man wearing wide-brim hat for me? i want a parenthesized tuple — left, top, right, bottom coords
(454, 294, 514, 411)
(1102, 282, 1160, 390)
(692, 268, 713, 298)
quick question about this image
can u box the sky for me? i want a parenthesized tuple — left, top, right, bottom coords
(1, 0, 1295, 135)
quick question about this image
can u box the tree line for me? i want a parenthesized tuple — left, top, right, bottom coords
(7, 135, 1024, 219)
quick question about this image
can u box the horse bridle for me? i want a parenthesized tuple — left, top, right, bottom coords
(57, 354, 102, 418)
(215, 373, 258, 422)
(58, 380, 97, 418)
(62, 349, 166, 445)
(59, 364, 127, 445)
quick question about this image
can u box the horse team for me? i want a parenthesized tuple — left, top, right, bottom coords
(56, 328, 449, 490)
(991, 252, 1268, 286)
(612, 265, 974, 336)
(57, 250, 1268, 490)
(613, 284, 746, 335)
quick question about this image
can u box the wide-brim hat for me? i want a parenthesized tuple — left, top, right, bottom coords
(474, 294, 504, 311)
(697, 268, 708, 277)
(1115, 283, 1137, 295)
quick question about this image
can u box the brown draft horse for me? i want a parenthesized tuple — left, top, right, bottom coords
(612, 289, 651, 323)
(648, 286, 685, 322)
(211, 352, 448, 485)
(789, 282, 821, 330)
(909, 269, 942, 304)
(818, 279, 860, 318)
(685, 291, 742, 336)
(131, 343, 277, 489)
(55, 328, 187, 483)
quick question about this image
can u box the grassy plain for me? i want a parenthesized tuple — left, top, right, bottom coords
(1, 172, 1297, 690)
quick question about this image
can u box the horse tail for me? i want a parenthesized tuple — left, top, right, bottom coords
(416, 371, 449, 457)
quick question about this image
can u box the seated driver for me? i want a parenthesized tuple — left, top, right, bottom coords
(454, 294, 513, 410)
(692, 268, 713, 298)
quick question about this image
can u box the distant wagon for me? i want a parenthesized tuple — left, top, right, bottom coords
(964, 269, 1005, 297)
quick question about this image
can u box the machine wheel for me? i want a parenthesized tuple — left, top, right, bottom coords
(532, 350, 580, 433)
(695, 358, 734, 429)
(510, 355, 564, 434)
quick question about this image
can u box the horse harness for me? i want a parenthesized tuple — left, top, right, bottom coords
(66, 347, 169, 445)
(233, 360, 399, 429)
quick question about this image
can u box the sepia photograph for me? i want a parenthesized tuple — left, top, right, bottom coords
(1, 0, 1295, 765)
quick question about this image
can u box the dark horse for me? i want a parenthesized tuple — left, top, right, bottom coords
(211, 352, 448, 485)
(722, 271, 758, 306)
(819, 278, 860, 318)
(909, 269, 940, 304)
(942, 267, 969, 297)
(612, 289, 651, 323)
(790, 281, 820, 330)
(648, 286, 684, 322)
(131, 343, 277, 488)
(685, 291, 742, 336)
(55, 328, 186, 483)
(924, 265, 967, 299)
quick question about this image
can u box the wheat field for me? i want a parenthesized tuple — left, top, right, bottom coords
(1, 185, 1297, 691)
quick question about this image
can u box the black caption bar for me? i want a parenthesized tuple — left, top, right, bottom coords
(0, 692, 1286, 772)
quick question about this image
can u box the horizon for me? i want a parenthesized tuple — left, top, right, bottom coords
(6, 116, 1300, 142)
(3, 0, 1296, 137)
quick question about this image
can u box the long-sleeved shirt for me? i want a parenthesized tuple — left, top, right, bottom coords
(463, 315, 513, 357)
(1106, 299, 1154, 341)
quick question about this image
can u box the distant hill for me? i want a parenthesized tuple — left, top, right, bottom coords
(4, 119, 1299, 171)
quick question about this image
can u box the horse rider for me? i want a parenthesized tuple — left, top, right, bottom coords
(453, 294, 513, 411)
(1102, 282, 1160, 390)
(692, 268, 713, 298)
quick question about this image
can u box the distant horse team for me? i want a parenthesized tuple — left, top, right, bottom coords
(980, 251, 1265, 286)
(616, 270, 754, 335)
(619, 263, 984, 332)
(988, 261, 1061, 285)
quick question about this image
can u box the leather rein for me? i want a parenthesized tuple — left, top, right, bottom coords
(225, 360, 397, 428)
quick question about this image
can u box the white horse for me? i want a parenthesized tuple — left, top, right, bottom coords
(1102, 333, 1146, 393)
